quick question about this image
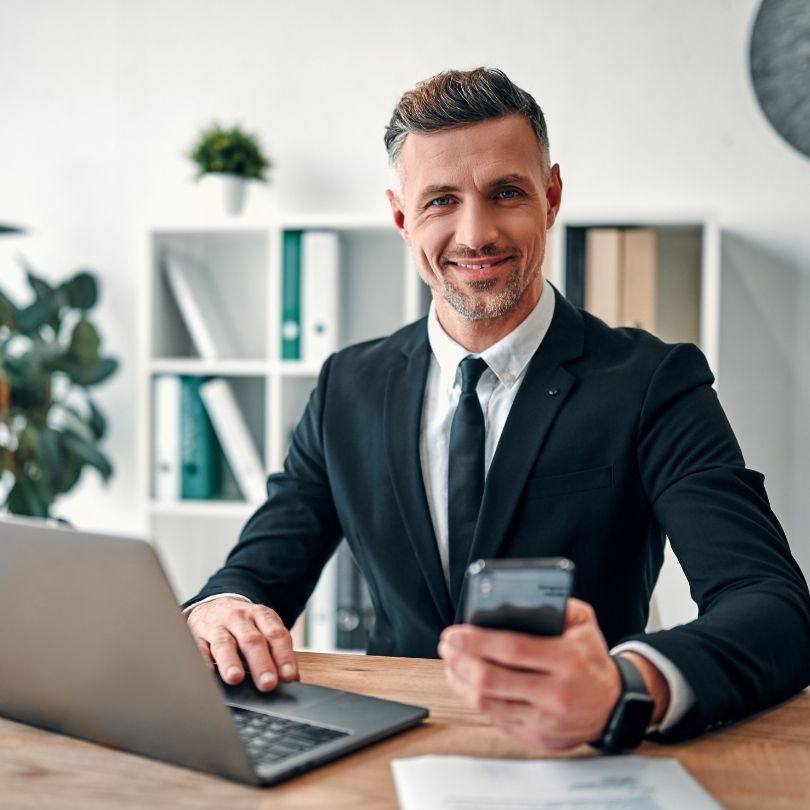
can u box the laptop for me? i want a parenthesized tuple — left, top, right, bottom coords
(0, 517, 428, 786)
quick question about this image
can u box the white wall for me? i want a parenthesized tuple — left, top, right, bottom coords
(2, 0, 809, 579)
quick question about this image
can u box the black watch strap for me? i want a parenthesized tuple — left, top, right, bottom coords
(591, 654, 655, 753)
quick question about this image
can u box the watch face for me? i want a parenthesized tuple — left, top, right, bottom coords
(612, 695, 655, 749)
(749, 0, 810, 158)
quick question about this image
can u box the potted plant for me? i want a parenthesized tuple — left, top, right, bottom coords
(188, 123, 272, 215)
(0, 260, 118, 518)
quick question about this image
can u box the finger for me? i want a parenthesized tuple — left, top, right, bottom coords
(486, 711, 578, 751)
(193, 636, 215, 671)
(441, 601, 600, 672)
(563, 597, 598, 629)
(254, 609, 299, 682)
(228, 618, 279, 691)
(441, 642, 551, 703)
(444, 660, 587, 751)
(443, 657, 486, 711)
(445, 644, 607, 736)
(441, 625, 562, 672)
(478, 694, 591, 741)
(207, 627, 247, 685)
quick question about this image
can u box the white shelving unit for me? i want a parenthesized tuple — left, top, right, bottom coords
(139, 209, 718, 645)
(138, 216, 428, 648)
(548, 211, 720, 377)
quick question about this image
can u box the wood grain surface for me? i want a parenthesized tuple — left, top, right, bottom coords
(1, 652, 808, 809)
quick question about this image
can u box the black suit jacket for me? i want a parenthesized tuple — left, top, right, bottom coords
(189, 287, 810, 740)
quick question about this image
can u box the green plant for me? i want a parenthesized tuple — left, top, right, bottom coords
(0, 262, 119, 517)
(188, 123, 272, 181)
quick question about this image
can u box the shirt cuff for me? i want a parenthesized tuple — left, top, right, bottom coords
(182, 593, 253, 615)
(610, 640, 695, 733)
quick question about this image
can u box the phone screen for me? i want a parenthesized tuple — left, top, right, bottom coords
(463, 559, 574, 636)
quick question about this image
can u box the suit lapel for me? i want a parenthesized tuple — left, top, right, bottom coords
(454, 290, 585, 620)
(384, 327, 454, 625)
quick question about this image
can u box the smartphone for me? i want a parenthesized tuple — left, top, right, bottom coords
(462, 558, 575, 636)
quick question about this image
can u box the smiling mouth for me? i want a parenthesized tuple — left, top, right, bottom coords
(447, 256, 513, 270)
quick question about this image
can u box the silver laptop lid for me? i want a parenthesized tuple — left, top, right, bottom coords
(0, 517, 257, 785)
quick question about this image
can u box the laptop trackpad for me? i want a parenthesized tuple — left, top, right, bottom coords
(220, 678, 342, 715)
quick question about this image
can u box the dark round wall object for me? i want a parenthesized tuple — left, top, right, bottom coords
(749, 0, 810, 159)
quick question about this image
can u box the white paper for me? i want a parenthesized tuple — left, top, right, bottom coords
(391, 755, 721, 810)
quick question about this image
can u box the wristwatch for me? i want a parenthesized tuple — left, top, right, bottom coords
(591, 654, 655, 753)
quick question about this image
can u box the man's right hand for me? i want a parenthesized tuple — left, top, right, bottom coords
(186, 597, 300, 692)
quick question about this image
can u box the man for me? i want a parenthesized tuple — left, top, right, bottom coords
(186, 68, 810, 751)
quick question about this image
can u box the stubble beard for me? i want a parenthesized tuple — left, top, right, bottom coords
(438, 256, 542, 321)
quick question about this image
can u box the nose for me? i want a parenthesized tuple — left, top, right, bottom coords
(454, 198, 499, 252)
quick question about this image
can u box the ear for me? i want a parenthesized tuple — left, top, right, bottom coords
(386, 189, 411, 245)
(545, 164, 563, 229)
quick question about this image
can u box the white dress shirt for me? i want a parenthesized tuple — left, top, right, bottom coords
(422, 279, 694, 732)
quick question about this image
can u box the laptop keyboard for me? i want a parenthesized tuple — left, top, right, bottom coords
(230, 705, 350, 766)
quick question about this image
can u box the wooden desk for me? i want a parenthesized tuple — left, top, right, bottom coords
(1, 652, 808, 809)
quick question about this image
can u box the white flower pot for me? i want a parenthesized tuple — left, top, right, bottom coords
(219, 174, 248, 216)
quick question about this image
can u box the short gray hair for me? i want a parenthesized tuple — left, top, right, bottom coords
(384, 67, 550, 171)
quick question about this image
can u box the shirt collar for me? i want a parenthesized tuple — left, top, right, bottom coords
(427, 278, 556, 391)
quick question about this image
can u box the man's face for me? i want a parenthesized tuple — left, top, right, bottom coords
(387, 114, 562, 331)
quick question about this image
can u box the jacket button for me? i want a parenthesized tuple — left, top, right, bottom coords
(547, 388, 560, 396)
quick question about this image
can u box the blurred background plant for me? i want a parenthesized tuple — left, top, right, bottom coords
(0, 258, 118, 518)
(188, 122, 272, 181)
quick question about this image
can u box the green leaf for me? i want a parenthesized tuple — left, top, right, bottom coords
(16, 298, 60, 334)
(35, 425, 63, 492)
(6, 477, 51, 518)
(189, 122, 271, 182)
(0, 224, 26, 235)
(62, 429, 113, 481)
(54, 445, 84, 494)
(61, 272, 98, 310)
(25, 268, 54, 300)
(60, 356, 118, 387)
(68, 318, 100, 365)
(87, 398, 107, 439)
(9, 370, 51, 414)
(87, 357, 118, 385)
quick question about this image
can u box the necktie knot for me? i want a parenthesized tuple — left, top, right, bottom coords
(459, 357, 488, 394)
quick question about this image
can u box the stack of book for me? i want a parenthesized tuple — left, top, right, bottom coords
(566, 227, 657, 333)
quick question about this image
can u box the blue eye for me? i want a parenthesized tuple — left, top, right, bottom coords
(430, 196, 453, 207)
(497, 188, 521, 199)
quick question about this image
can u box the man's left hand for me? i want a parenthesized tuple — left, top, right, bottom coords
(438, 598, 621, 750)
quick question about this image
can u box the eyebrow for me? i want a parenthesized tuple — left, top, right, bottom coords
(418, 174, 533, 199)
(489, 174, 533, 188)
(419, 184, 460, 197)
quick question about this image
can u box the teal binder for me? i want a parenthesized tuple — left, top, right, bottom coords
(281, 230, 302, 360)
(180, 376, 221, 499)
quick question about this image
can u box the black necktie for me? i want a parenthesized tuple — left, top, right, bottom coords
(448, 356, 489, 606)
